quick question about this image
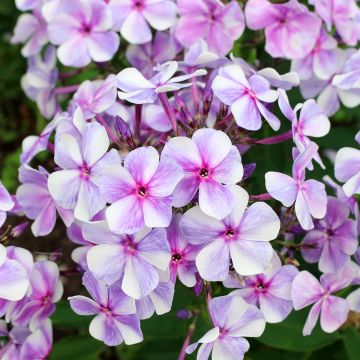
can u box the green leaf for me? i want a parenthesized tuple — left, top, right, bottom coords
(51, 301, 91, 329)
(256, 309, 341, 352)
(343, 327, 360, 360)
(50, 335, 106, 360)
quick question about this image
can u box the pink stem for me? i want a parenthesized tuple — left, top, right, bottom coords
(135, 104, 142, 139)
(178, 319, 197, 360)
(250, 130, 293, 145)
(250, 193, 273, 201)
(158, 92, 179, 135)
(54, 84, 80, 95)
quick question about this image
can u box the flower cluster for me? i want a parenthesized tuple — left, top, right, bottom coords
(1, 0, 360, 359)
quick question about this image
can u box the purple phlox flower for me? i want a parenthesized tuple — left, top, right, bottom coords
(72, 75, 117, 120)
(335, 143, 360, 197)
(67, 221, 96, 271)
(332, 50, 360, 90)
(0, 182, 14, 227)
(163, 128, 243, 219)
(291, 266, 354, 335)
(15, 0, 41, 11)
(19, 319, 53, 360)
(69, 271, 143, 346)
(10, 260, 63, 331)
(142, 103, 173, 132)
(312, 0, 359, 46)
(186, 294, 265, 360)
(175, 0, 245, 55)
(301, 197, 358, 273)
(0, 244, 31, 302)
(109, 0, 176, 44)
(48, 122, 117, 222)
(0, 321, 30, 360)
(11, 9, 48, 58)
(291, 28, 338, 81)
(212, 64, 280, 131)
(245, 0, 321, 59)
(136, 280, 174, 319)
(117, 61, 207, 104)
(347, 253, 360, 312)
(98, 146, 183, 233)
(231, 55, 300, 91)
(278, 90, 330, 169)
(300, 49, 360, 116)
(167, 214, 200, 287)
(126, 31, 178, 78)
(17, 165, 74, 236)
(47, 0, 120, 67)
(323, 176, 360, 234)
(180, 186, 280, 281)
(20, 112, 65, 165)
(265, 142, 328, 230)
(85, 222, 171, 299)
(230, 254, 299, 323)
(21, 46, 58, 119)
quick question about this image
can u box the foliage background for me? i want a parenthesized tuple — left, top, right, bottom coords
(0, 0, 359, 359)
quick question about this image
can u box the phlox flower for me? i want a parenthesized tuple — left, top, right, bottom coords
(11, 9, 48, 57)
(291, 29, 338, 81)
(85, 222, 171, 299)
(291, 266, 354, 335)
(10, 260, 63, 331)
(99, 146, 183, 233)
(311, 0, 359, 46)
(47, 0, 120, 67)
(186, 294, 265, 360)
(109, 0, 176, 45)
(245, 0, 321, 59)
(21, 46, 58, 119)
(0, 182, 14, 227)
(72, 75, 117, 120)
(17, 165, 73, 237)
(135, 281, 174, 319)
(279, 91, 330, 168)
(182, 40, 223, 69)
(0, 320, 30, 359)
(265, 142, 327, 230)
(20, 319, 53, 360)
(126, 31, 178, 78)
(335, 144, 360, 197)
(300, 49, 360, 116)
(231, 55, 300, 91)
(69, 272, 142, 346)
(175, 0, 245, 55)
(20, 112, 66, 164)
(48, 121, 115, 222)
(229, 255, 299, 323)
(162, 128, 243, 220)
(212, 64, 280, 131)
(15, 0, 41, 11)
(117, 61, 206, 104)
(301, 197, 358, 273)
(180, 186, 280, 281)
(0, 244, 31, 302)
(167, 214, 200, 287)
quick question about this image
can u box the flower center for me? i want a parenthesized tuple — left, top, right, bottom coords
(138, 186, 146, 197)
(101, 306, 112, 316)
(326, 228, 334, 237)
(199, 168, 209, 178)
(256, 282, 265, 291)
(81, 24, 92, 35)
(80, 164, 91, 179)
(133, 0, 144, 10)
(172, 253, 182, 262)
(122, 236, 137, 254)
(225, 229, 235, 237)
